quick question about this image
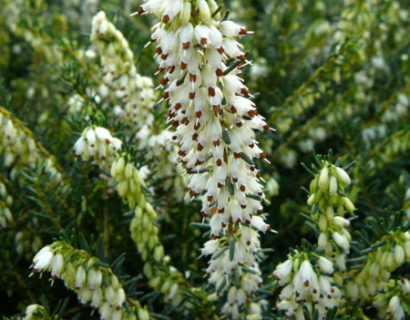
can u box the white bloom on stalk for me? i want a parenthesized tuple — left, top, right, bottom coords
(74, 126, 122, 170)
(135, 0, 272, 316)
(274, 254, 341, 320)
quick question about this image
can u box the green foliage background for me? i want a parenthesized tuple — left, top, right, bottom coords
(0, 0, 409, 319)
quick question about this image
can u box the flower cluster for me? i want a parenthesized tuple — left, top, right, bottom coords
(346, 231, 410, 301)
(373, 279, 410, 320)
(110, 155, 147, 209)
(74, 126, 122, 171)
(273, 252, 341, 320)
(31, 241, 150, 320)
(307, 161, 354, 272)
(0, 107, 65, 185)
(91, 11, 155, 128)
(0, 179, 13, 227)
(136, 0, 271, 317)
(91, 11, 183, 197)
(110, 154, 186, 305)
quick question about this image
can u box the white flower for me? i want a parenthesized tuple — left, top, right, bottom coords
(50, 254, 64, 277)
(318, 256, 334, 274)
(335, 167, 351, 185)
(32, 246, 54, 272)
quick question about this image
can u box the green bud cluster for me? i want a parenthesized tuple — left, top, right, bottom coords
(111, 156, 146, 209)
(0, 179, 13, 227)
(307, 161, 354, 272)
(346, 231, 410, 301)
(110, 155, 186, 305)
(31, 241, 150, 320)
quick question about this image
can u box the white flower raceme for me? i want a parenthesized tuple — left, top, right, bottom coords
(91, 11, 155, 129)
(30, 242, 150, 320)
(0, 107, 65, 185)
(74, 126, 122, 171)
(91, 11, 184, 197)
(135, 0, 272, 317)
(273, 253, 341, 320)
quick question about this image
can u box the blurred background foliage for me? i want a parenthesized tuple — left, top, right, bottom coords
(0, 0, 409, 319)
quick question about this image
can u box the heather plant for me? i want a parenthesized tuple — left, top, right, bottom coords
(0, 1, 409, 320)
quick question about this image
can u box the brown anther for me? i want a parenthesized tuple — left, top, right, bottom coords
(246, 241, 251, 245)
(257, 209, 264, 214)
(208, 87, 216, 97)
(241, 88, 249, 96)
(155, 47, 162, 54)
(207, 195, 213, 201)
(239, 185, 246, 192)
(189, 91, 196, 99)
(160, 77, 169, 85)
(218, 208, 225, 213)
(234, 152, 241, 158)
(248, 143, 254, 148)
(181, 117, 189, 125)
(248, 109, 257, 117)
(196, 111, 202, 118)
(174, 103, 182, 110)
(216, 159, 222, 166)
(161, 53, 169, 60)
(180, 62, 187, 70)
(237, 55, 246, 61)
(163, 92, 169, 99)
(168, 65, 176, 74)
(195, 159, 203, 166)
(259, 153, 267, 158)
(178, 150, 186, 157)
(137, 7, 145, 15)
(183, 42, 190, 49)
(197, 143, 204, 151)
(239, 28, 248, 35)
(304, 280, 310, 287)
(231, 106, 237, 113)
(217, 182, 224, 188)
(213, 105, 222, 115)
(189, 73, 197, 82)
(162, 14, 170, 23)
(200, 211, 207, 217)
(245, 219, 251, 225)
(211, 234, 219, 240)
(215, 68, 224, 76)
(263, 124, 270, 131)
(240, 204, 247, 209)
(217, 47, 224, 54)
(192, 133, 198, 141)
(233, 177, 238, 183)
(236, 121, 243, 127)
(200, 38, 207, 46)
(172, 135, 177, 140)
(213, 139, 220, 146)
(194, 122, 201, 130)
